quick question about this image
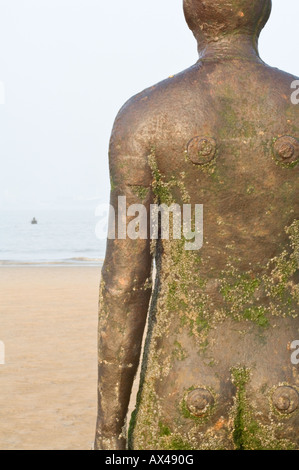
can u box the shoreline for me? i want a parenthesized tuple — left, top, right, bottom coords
(0, 260, 104, 268)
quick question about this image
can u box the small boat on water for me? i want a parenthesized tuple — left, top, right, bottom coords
(31, 218, 38, 225)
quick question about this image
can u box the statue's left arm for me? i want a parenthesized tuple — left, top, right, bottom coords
(95, 103, 154, 450)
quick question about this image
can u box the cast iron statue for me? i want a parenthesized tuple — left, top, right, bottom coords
(95, 0, 299, 450)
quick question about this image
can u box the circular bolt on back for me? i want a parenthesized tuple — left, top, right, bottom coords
(272, 386, 299, 414)
(273, 136, 299, 165)
(187, 137, 217, 165)
(186, 388, 215, 416)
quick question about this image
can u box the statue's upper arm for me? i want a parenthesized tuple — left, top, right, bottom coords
(108, 99, 153, 194)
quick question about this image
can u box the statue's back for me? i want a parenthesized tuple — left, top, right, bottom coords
(130, 57, 299, 451)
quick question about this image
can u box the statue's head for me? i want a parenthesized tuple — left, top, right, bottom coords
(183, 0, 272, 43)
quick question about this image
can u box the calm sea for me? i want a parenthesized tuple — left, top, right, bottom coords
(0, 209, 106, 266)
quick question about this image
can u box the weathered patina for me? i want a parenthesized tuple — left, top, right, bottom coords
(95, 0, 299, 450)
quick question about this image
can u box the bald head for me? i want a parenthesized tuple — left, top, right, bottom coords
(183, 0, 272, 43)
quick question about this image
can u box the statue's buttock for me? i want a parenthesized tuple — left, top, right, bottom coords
(95, 0, 299, 451)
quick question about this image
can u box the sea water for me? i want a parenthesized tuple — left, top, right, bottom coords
(0, 209, 106, 265)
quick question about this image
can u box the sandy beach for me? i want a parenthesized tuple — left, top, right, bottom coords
(0, 266, 100, 450)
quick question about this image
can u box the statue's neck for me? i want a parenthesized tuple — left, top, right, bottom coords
(197, 34, 261, 63)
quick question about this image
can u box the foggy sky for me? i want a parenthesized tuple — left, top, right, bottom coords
(0, 0, 298, 211)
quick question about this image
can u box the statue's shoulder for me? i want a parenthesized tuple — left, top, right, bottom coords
(108, 68, 199, 185)
(108, 70, 195, 182)
(261, 64, 299, 82)
(259, 64, 299, 100)
(113, 65, 198, 131)
(259, 65, 299, 128)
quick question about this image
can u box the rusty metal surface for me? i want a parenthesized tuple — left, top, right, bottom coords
(95, 0, 299, 450)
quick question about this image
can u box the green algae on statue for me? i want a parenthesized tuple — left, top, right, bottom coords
(95, 0, 299, 450)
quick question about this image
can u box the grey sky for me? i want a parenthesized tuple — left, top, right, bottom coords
(0, 0, 298, 210)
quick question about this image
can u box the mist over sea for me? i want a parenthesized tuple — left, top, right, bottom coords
(0, 209, 106, 265)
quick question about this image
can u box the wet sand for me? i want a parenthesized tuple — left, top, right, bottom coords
(0, 267, 100, 450)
